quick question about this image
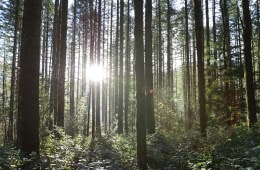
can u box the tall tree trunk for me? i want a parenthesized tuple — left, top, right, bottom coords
(50, 0, 60, 126)
(118, 0, 124, 134)
(89, 0, 96, 138)
(76, 31, 81, 127)
(185, 0, 192, 129)
(3, 44, 7, 145)
(205, 0, 212, 114)
(114, 0, 120, 132)
(96, 0, 102, 135)
(220, 0, 232, 125)
(102, 0, 107, 133)
(192, 19, 197, 116)
(57, 0, 68, 127)
(145, 0, 155, 134)
(18, 0, 42, 155)
(82, 3, 88, 136)
(69, 0, 77, 136)
(124, 0, 131, 134)
(193, 0, 207, 136)
(242, 0, 257, 127)
(108, 0, 114, 132)
(258, 0, 260, 87)
(158, 0, 163, 95)
(134, 0, 148, 169)
(8, 0, 20, 142)
(166, 0, 172, 101)
(212, 0, 217, 81)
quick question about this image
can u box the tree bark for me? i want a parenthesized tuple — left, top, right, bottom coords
(69, 0, 77, 136)
(145, 0, 155, 134)
(193, 0, 207, 136)
(118, 0, 124, 134)
(134, 0, 148, 169)
(124, 0, 131, 134)
(57, 0, 68, 127)
(18, 0, 42, 155)
(8, 0, 20, 142)
(242, 0, 257, 127)
(185, 0, 192, 129)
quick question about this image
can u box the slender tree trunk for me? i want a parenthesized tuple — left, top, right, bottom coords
(145, 0, 155, 134)
(192, 19, 197, 116)
(205, 0, 212, 114)
(242, 0, 257, 127)
(158, 0, 163, 94)
(193, 0, 207, 136)
(134, 0, 148, 169)
(258, 0, 260, 87)
(76, 31, 81, 124)
(124, 0, 131, 134)
(108, 0, 114, 132)
(3, 45, 7, 145)
(166, 0, 172, 103)
(118, 0, 124, 134)
(8, 0, 20, 142)
(102, 0, 107, 133)
(50, 0, 60, 126)
(86, 87, 91, 137)
(69, 0, 77, 136)
(82, 4, 88, 136)
(57, 0, 68, 127)
(44, 5, 49, 85)
(114, 0, 120, 132)
(96, 0, 102, 135)
(212, 0, 217, 81)
(220, 0, 232, 125)
(185, 0, 192, 129)
(89, 0, 96, 138)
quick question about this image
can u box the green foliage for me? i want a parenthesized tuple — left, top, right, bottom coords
(1, 125, 260, 169)
(109, 134, 137, 168)
(0, 145, 21, 169)
(212, 124, 260, 169)
(40, 127, 84, 169)
(146, 124, 260, 169)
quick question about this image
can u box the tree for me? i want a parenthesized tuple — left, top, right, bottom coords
(124, 0, 131, 134)
(145, 0, 155, 134)
(50, 0, 60, 126)
(185, 0, 192, 129)
(134, 0, 148, 169)
(69, 0, 77, 136)
(193, 0, 207, 135)
(205, 0, 212, 114)
(158, 0, 163, 95)
(220, 0, 232, 125)
(242, 0, 257, 127)
(57, 0, 68, 127)
(96, 0, 102, 135)
(8, 0, 20, 142)
(114, 0, 119, 133)
(118, 0, 124, 134)
(18, 0, 42, 155)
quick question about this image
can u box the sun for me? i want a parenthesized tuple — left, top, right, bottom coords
(86, 64, 106, 82)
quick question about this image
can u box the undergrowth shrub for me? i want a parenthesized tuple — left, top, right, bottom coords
(40, 126, 89, 169)
(0, 145, 21, 169)
(108, 134, 137, 169)
(212, 123, 260, 169)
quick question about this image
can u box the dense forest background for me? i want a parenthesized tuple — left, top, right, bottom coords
(0, 0, 259, 169)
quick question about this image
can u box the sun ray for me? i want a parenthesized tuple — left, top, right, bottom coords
(86, 64, 106, 82)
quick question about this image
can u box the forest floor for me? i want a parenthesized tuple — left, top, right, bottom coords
(1, 124, 260, 169)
